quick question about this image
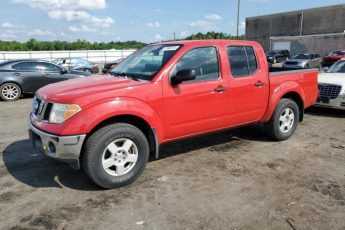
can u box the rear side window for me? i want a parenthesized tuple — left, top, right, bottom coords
(12, 62, 38, 71)
(171, 47, 219, 82)
(227, 46, 258, 77)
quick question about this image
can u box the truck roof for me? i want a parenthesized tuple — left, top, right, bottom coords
(158, 39, 259, 47)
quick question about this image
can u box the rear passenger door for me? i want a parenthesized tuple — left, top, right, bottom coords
(227, 46, 270, 125)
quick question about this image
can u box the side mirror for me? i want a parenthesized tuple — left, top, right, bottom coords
(171, 69, 196, 85)
(61, 69, 68, 74)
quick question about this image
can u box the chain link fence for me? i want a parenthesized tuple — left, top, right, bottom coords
(0, 49, 137, 64)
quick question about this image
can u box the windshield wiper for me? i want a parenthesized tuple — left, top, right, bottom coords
(113, 72, 140, 81)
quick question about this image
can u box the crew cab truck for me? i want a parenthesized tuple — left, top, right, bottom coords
(29, 40, 318, 189)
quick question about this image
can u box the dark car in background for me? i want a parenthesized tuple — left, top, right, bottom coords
(322, 50, 345, 67)
(266, 50, 290, 63)
(0, 60, 90, 101)
(53, 57, 99, 74)
(282, 53, 322, 69)
(102, 58, 124, 74)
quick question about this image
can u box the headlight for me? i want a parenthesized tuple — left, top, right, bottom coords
(49, 103, 81, 124)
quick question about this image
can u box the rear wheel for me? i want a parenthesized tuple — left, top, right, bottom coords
(264, 99, 299, 141)
(83, 123, 149, 189)
(84, 68, 92, 73)
(0, 83, 21, 101)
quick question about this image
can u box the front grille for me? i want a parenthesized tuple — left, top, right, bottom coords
(318, 84, 342, 99)
(32, 97, 53, 121)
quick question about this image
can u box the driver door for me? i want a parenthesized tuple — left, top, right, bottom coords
(163, 46, 229, 140)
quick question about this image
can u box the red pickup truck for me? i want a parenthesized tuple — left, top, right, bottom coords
(29, 40, 318, 189)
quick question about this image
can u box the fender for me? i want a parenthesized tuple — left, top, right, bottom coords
(32, 97, 165, 143)
(261, 81, 306, 123)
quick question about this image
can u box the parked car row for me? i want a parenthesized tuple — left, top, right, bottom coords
(0, 60, 91, 101)
(266, 48, 345, 69)
(282, 53, 322, 69)
(52, 57, 99, 74)
(0, 57, 126, 101)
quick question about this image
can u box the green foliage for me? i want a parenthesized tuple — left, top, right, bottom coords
(0, 32, 245, 51)
(0, 38, 146, 51)
(184, 31, 245, 40)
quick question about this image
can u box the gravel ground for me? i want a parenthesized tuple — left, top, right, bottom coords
(0, 98, 344, 230)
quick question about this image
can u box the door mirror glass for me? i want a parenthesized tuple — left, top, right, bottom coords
(171, 69, 196, 85)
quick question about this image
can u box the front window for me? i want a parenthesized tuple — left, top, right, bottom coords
(170, 46, 219, 82)
(327, 60, 345, 73)
(37, 62, 62, 72)
(111, 44, 182, 81)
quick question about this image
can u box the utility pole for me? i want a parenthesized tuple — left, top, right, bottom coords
(174, 32, 176, 41)
(236, 0, 241, 38)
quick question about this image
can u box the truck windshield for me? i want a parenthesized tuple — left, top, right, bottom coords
(111, 44, 182, 81)
(327, 60, 345, 73)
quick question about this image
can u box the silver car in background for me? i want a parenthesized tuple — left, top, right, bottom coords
(282, 53, 322, 69)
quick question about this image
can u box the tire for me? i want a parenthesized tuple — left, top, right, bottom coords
(83, 123, 149, 189)
(264, 99, 300, 141)
(0, 83, 22, 101)
(84, 68, 92, 73)
(304, 64, 309, 69)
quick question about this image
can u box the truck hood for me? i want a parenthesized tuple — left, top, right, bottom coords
(37, 74, 149, 105)
(318, 73, 345, 85)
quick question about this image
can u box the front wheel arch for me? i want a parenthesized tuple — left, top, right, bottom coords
(82, 115, 159, 163)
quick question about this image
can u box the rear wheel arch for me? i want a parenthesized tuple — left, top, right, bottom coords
(281, 91, 304, 122)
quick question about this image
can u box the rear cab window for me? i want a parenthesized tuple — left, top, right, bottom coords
(227, 46, 258, 78)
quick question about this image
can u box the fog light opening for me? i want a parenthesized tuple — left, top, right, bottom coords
(48, 142, 56, 154)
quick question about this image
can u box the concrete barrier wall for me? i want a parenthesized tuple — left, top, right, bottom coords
(0, 49, 136, 63)
(246, 4, 345, 53)
(272, 34, 345, 56)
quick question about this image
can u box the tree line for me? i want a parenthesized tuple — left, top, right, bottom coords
(0, 32, 245, 51)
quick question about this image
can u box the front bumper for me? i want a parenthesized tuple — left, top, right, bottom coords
(28, 119, 86, 169)
(315, 96, 345, 110)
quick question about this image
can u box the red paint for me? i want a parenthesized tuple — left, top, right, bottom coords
(32, 40, 318, 144)
(322, 49, 345, 67)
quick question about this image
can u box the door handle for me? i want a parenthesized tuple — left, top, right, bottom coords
(12, 73, 21, 76)
(214, 86, 227, 92)
(255, 81, 265, 87)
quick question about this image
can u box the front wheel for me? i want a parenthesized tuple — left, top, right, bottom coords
(264, 99, 300, 141)
(83, 123, 149, 189)
(0, 83, 22, 101)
